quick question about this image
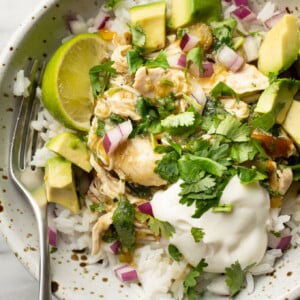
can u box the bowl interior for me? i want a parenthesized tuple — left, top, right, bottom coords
(1, 0, 300, 299)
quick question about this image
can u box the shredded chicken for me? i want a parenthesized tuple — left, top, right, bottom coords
(92, 212, 113, 255)
(221, 97, 250, 119)
(113, 137, 166, 186)
(111, 44, 132, 74)
(133, 66, 189, 98)
(198, 64, 269, 96)
(278, 167, 293, 195)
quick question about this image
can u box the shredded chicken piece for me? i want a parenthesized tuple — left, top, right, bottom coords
(92, 212, 113, 255)
(278, 167, 293, 195)
(90, 156, 126, 199)
(113, 137, 166, 186)
(95, 89, 140, 121)
(221, 97, 250, 119)
(198, 64, 269, 96)
(133, 66, 189, 98)
(111, 45, 132, 74)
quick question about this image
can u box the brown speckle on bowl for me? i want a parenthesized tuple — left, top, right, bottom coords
(6, 107, 13, 112)
(102, 277, 108, 282)
(287, 271, 293, 276)
(0, 204, 4, 213)
(9, 47, 14, 51)
(2, 189, 7, 193)
(81, 255, 87, 261)
(80, 262, 87, 267)
(71, 254, 79, 261)
(51, 281, 59, 293)
(2, 175, 8, 180)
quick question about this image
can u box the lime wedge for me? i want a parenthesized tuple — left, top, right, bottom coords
(42, 33, 107, 132)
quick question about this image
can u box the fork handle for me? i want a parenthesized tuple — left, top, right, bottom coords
(36, 203, 52, 300)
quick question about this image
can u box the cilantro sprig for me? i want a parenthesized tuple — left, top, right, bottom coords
(136, 212, 175, 239)
(184, 259, 208, 300)
(89, 61, 117, 98)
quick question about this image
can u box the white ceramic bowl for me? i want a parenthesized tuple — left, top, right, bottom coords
(1, 0, 300, 299)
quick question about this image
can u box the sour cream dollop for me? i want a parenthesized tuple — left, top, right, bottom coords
(151, 175, 270, 273)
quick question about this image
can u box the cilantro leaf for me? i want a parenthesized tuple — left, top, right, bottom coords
(237, 166, 267, 184)
(105, 0, 121, 8)
(89, 61, 117, 98)
(89, 202, 106, 213)
(225, 261, 244, 297)
(168, 244, 183, 261)
(191, 227, 205, 243)
(136, 212, 175, 239)
(230, 141, 259, 163)
(184, 259, 208, 300)
(96, 118, 105, 137)
(154, 150, 180, 183)
(179, 154, 227, 177)
(161, 112, 195, 128)
(251, 111, 277, 132)
(185, 46, 204, 74)
(180, 176, 216, 195)
(211, 81, 239, 102)
(126, 49, 144, 74)
(145, 50, 169, 69)
(128, 23, 145, 49)
(112, 198, 136, 250)
(207, 114, 251, 142)
(210, 17, 237, 50)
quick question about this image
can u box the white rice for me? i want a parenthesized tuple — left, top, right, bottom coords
(13, 69, 31, 97)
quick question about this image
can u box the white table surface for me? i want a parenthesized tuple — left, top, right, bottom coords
(0, 1, 48, 299)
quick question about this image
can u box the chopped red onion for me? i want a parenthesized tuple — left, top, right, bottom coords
(109, 241, 121, 255)
(180, 33, 201, 52)
(177, 54, 186, 68)
(47, 203, 57, 248)
(268, 228, 292, 250)
(264, 11, 286, 29)
(232, 6, 256, 22)
(188, 61, 214, 78)
(217, 45, 244, 72)
(200, 62, 214, 78)
(167, 53, 184, 69)
(98, 16, 110, 29)
(103, 120, 133, 154)
(138, 202, 153, 216)
(114, 264, 139, 282)
(233, 0, 249, 7)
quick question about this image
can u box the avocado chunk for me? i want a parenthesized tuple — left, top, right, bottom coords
(169, 0, 222, 29)
(258, 15, 300, 75)
(130, 1, 166, 52)
(45, 156, 80, 213)
(46, 132, 92, 173)
(255, 79, 300, 124)
(282, 100, 300, 147)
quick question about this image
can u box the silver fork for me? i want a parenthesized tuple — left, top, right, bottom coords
(9, 60, 52, 300)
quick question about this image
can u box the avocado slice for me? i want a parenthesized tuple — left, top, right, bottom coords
(46, 132, 92, 173)
(130, 1, 166, 52)
(282, 100, 300, 147)
(258, 14, 300, 75)
(169, 0, 222, 29)
(45, 156, 80, 213)
(254, 79, 300, 124)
